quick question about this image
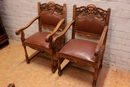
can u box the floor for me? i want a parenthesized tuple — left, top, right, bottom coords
(0, 39, 130, 87)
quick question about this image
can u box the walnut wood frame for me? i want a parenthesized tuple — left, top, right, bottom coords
(54, 4, 111, 87)
(15, 1, 66, 73)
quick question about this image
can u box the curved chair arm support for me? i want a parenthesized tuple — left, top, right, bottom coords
(51, 20, 75, 51)
(52, 20, 75, 44)
(45, 18, 65, 42)
(15, 15, 40, 35)
(94, 26, 108, 56)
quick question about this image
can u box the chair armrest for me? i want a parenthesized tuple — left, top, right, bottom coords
(94, 26, 108, 56)
(15, 15, 40, 35)
(52, 20, 75, 51)
(45, 18, 65, 42)
(52, 20, 75, 43)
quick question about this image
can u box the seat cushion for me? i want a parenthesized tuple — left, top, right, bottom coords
(24, 32, 57, 49)
(59, 39, 98, 62)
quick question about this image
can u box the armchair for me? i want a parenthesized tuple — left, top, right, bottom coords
(15, 1, 66, 73)
(54, 4, 111, 87)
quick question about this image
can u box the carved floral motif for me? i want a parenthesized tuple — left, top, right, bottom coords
(52, 35, 65, 51)
(40, 2, 63, 15)
(76, 4, 107, 22)
(75, 4, 108, 39)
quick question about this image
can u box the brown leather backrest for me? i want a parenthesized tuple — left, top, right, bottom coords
(38, 1, 66, 31)
(73, 4, 109, 38)
(75, 18, 104, 35)
(40, 12, 62, 26)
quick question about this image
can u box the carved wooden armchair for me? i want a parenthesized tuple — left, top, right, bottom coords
(15, 1, 66, 73)
(54, 4, 111, 87)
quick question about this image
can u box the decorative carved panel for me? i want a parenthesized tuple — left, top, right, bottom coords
(74, 4, 108, 39)
(76, 4, 107, 23)
(40, 1, 63, 15)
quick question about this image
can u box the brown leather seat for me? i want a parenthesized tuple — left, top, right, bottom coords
(54, 4, 111, 87)
(15, 1, 66, 73)
(60, 39, 98, 62)
(24, 32, 57, 49)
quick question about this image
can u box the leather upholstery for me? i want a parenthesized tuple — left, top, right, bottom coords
(56, 4, 111, 87)
(59, 39, 98, 62)
(40, 13, 62, 27)
(24, 32, 57, 49)
(15, 1, 66, 73)
(75, 18, 104, 35)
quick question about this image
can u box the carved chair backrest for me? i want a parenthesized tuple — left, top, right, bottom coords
(38, 1, 66, 32)
(72, 4, 110, 39)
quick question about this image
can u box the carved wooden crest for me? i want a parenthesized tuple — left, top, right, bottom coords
(76, 4, 107, 23)
(73, 4, 109, 39)
(40, 1, 63, 15)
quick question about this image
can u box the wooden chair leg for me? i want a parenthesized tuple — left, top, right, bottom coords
(100, 61, 103, 68)
(23, 45, 30, 64)
(93, 68, 98, 87)
(58, 58, 62, 76)
(51, 54, 54, 73)
(51, 54, 57, 73)
(100, 55, 104, 68)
